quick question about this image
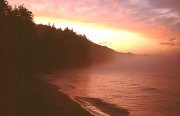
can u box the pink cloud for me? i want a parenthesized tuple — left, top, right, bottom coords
(8, 0, 180, 42)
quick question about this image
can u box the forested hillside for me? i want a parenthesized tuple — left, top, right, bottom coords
(0, 0, 115, 74)
(0, 1, 115, 116)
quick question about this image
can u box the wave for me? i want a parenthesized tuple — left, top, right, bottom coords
(75, 97, 129, 116)
(139, 87, 160, 92)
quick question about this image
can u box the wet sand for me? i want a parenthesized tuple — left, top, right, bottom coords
(1, 75, 93, 116)
(75, 97, 129, 116)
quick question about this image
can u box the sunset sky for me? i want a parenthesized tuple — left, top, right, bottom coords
(8, 0, 180, 54)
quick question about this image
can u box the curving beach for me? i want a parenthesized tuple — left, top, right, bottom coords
(1, 74, 93, 116)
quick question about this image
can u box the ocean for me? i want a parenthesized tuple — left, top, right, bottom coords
(50, 55, 180, 116)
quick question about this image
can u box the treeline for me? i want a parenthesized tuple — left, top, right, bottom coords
(0, 1, 115, 115)
(0, 0, 115, 74)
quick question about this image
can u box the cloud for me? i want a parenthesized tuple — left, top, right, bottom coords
(143, 0, 180, 36)
(98, 42, 111, 45)
(160, 38, 180, 47)
(8, 0, 180, 41)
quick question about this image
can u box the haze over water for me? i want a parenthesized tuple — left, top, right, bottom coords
(51, 55, 180, 116)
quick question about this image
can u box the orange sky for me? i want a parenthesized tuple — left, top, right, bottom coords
(8, 0, 180, 54)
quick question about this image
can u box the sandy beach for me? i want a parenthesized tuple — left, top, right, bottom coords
(1, 74, 93, 116)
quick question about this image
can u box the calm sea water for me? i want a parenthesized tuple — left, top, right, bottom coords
(50, 55, 180, 116)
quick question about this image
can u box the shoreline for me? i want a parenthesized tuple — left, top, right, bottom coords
(36, 77, 94, 116)
(1, 73, 93, 116)
(47, 72, 130, 116)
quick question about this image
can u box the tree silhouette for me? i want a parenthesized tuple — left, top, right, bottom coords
(0, 1, 115, 116)
(13, 5, 33, 22)
(0, 0, 12, 17)
(1, 0, 115, 73)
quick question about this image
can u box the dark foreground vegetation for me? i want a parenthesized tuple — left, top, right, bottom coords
(0, 0, 115, 116)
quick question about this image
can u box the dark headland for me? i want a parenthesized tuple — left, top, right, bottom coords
(0, 0, 117, 116)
